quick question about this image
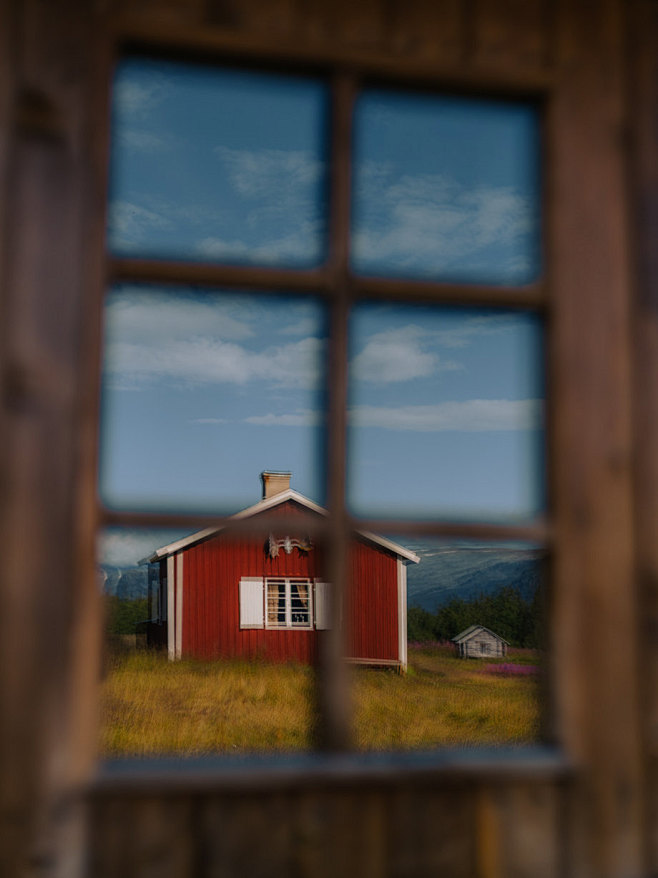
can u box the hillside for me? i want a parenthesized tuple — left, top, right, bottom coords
(99, 540, 544, 610)
(403, 540, 544, 611)
(99, 564, 149, 600)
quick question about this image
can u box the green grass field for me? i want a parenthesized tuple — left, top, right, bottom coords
(99, 645, 541, 756)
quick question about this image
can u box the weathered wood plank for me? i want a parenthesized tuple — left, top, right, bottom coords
(0, 2, 105, 876)
(387, 786, 474, 878)
(471, 0, 551, 72)
(627, 0, 658, 872)
(547, 0, 644, 874)
(476, 781, 561, 878)
(385, 0, 464, 63)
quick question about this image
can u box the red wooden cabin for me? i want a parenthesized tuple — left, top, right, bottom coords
(146, 473, 419, 671)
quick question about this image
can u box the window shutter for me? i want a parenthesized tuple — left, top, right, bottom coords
(314, 581, 331, 630)
(239, 577, 264, 628)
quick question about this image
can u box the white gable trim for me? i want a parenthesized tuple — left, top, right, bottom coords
(397, 559, 408, 671)
(146, 489, 420, 565)
(167, 555, 175, 661)
(175, 554, 184, 659)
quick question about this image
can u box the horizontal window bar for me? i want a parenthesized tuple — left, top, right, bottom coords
(354, 276, 547, 309)
(99, 506, 550, 545)
(99, 507, 333, 538)
(109, 257, 546, 308)
(109, 258, 332, 294)
(92, 745, 571, 795)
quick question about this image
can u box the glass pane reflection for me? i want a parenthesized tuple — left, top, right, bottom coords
(109, 58, 328, 267)
(99, 286, 326, 513)
(353, 537, 545, 749)
(347, 304, 545, 521)
(351, 90, 541, 284)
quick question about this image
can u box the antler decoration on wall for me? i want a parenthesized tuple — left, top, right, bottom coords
(268, 534, 314, 557)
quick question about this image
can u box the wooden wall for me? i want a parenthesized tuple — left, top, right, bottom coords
(0, 0, 656, 876)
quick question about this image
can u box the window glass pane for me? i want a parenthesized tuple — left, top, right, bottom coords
(347, 305, 545, 521)
(351, 90, 541, 284)
(98, 527, 327, 756)
(108, 58, 328, 267)
(352, 537, 546, 749)
(99, 287, 326, 513)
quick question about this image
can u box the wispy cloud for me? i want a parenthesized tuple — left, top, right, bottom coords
(243, 410, 321, 427)
(353, 166, 537, 281)
(118, 129, 173, 153)
(350, 398, 543, 432)
(105, 291, 256, 344)
(351, 325, 462, 383)
(214, 146, 323, 199)
(197, 221, 322, 266)
(107, 201, 174, 251)
(105, 336, 323, 391)
(113, 72, 169, 115)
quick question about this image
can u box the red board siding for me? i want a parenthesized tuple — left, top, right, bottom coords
(348, 539, 399, 662)
(178, 501, 400, 664)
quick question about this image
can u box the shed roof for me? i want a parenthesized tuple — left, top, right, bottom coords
(144, 488, 420, 565)
(451, 624, 509, 645)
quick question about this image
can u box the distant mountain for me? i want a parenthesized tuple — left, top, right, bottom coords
(99, 564, 149, 600)
(403, 540, 544, 612)
(99, 541, 544, 609)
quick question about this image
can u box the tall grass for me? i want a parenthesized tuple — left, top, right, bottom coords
(99, 646, 540, 756)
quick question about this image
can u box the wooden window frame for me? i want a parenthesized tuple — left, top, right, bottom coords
(265, 578, 314, 630)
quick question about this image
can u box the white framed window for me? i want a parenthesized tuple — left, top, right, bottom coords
(265, 578, 313, 629)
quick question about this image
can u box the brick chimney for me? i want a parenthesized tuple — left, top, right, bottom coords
(260, 471, 292, 500)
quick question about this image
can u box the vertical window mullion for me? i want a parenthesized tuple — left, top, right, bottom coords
(317, 72, 356, 752)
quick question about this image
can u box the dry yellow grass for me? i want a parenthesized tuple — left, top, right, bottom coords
(99, 646, 540, 757)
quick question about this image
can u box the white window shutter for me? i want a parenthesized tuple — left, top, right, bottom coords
(314, 581, 331, 630)
(239, 577, 264, 628)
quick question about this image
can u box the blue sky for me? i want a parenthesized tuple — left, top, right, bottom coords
(100, 58, 544, 565)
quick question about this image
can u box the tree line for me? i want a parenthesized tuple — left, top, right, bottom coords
(408, 585, 544, 648)
(104, 595, 149, 635)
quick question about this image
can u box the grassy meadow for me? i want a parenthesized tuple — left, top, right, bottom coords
(99, 645, 541, 757)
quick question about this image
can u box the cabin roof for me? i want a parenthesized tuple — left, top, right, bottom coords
(144, 488, 420, 564)
(451, 624, 509, 645)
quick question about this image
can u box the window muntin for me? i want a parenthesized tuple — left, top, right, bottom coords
(265, 578, 313, 629)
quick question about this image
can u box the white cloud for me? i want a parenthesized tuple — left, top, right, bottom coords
(349, 398, 543, 432)
(118, 129, 171, 153)
(278, 316, 322, 337)
(113, 75, 168, 115)
(108, 200, 173, 245)
(105, 334, 323, 391)
(197, 221, 322, 265)
(191, 418, 228, 424)
(351, 325, 462, 383)
(214, 146, 323, 199)
(103, 290, 324, 392)
(105, 291, 256, 345)
(353, 166, 536, 280)
(244, 410, 321, 427)
(99, 530, 168, 567)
